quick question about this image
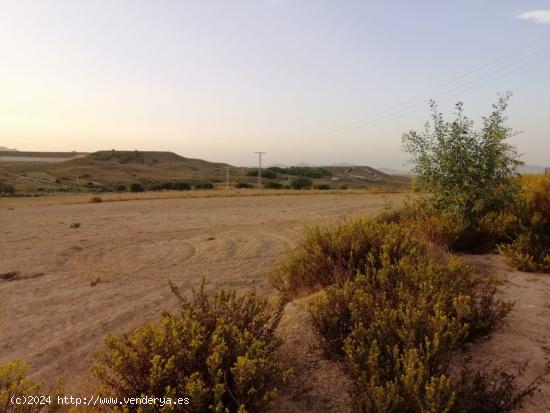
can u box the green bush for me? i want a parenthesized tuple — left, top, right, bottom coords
(172, 181, 192, 191)
(266, 181, 283, 189)
(236, 182, 253, 189)
(290, 177, 313, 190)
(402, 94, 521, 228)
(268, 167, 332, 179)
(314, 184, 330, 190)
(92, 282, 291, 412)
(246, 169, 277, 179)
(194, 182, 214, 190)
(0, 359, 62, 412)
(129, 183, 144, 193)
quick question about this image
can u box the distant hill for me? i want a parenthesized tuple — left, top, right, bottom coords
(0, 150, 410, 193)
(377, 167, 410, 176)
(519, 165, 548, 174)
(0, 146, 17, 151)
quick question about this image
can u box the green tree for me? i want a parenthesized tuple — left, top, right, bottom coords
(402, 93, 521, 226)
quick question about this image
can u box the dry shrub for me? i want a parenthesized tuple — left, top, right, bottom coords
(275, 218, 533, 412)
(454, 364, 540, 413)
(270, 220, 424, 295)
(498, 232, 550, 272)
(310, 257, 512, 410)
(0, 359, 63, 412)
(90, 196, 103, 203)
(92, 282, 291, 413)
(497, 175, 550, 272)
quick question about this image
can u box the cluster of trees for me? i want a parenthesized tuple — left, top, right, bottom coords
(267, 166, 332, 179)
(125, 181, 214, 192)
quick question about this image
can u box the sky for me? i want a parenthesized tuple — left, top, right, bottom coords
(0, 0, 549, 168)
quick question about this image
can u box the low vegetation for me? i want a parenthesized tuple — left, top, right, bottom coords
(246, 169, 277, 179)
(129, 183, 144, 193)
(194, 182, 214, 190)
(272, 217, 535, 412)
(397, 94, 549, 272)
(92, 282, 291, 412)
(269, 95, 543, 411)
(290, 177, 313, 190)
(0, 182, 16, 196)
(0, 359, 62, 412)
(268, 166, 332, 179)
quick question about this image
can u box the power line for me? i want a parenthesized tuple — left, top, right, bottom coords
(350, 51, 550, 133)
(318, 31, 550, 139)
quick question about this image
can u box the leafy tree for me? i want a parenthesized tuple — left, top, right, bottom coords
(402, 93, 521, 226)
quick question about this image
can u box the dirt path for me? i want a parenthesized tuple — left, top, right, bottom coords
(0, 192, 403, 400)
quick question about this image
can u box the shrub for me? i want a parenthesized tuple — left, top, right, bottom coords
(172, 181, 192, 190)
(270, 219, 424, 295)
(0, 182, 15, 196)
(115, 184, 126, 192)
(290, 177, 313, 190)
(453, 364, 539, 413)
(70, 222, 81, 229)
(90, 196, 102, 203)
(92, 282, 291, 412)
(402, 94, 521, 228)
(266, 181, 283, 189)
(268, 167, 332, 179)
(194, 182, 214, 190)
(0, 359, 62, 412)
(281, 217, 530, 412)
(236, 182, 253, 189)
(129, 183, 144, 193)
(498, 233, 550, 272)
(493, 175, 550, 272)
(314, 184, 330, 190)
(246, 169, 277, 179)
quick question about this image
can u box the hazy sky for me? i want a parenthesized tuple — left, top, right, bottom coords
(1, 1, 549, 168)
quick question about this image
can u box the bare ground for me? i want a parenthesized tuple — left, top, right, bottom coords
(460, 254, 550, 413)
(1, 193, 549, 412)
(0, 192, 401, 410)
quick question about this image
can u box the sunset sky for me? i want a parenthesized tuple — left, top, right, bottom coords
(1, 0, 549, 168)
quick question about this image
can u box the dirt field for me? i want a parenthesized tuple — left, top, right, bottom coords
(0, 192, 403, 400)
(1, 192, 549, 412)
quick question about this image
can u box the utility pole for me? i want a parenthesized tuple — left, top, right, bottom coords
(254, 152, 266, 189)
